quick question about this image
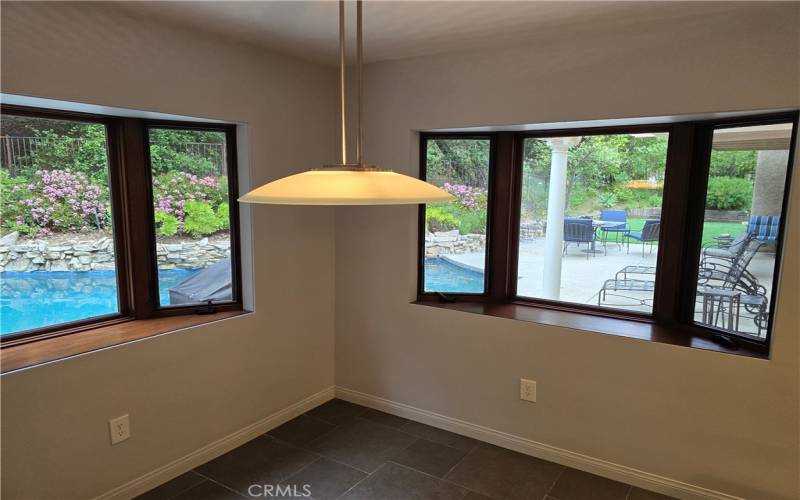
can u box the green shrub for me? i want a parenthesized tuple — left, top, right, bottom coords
(705, 177, 752, 210)
(154, 211, 178, 237)
(182, 201, 220, 237)
(597, 192, 618, 208)
(426, 206, 459, 233)
(215, 202, 230, 231)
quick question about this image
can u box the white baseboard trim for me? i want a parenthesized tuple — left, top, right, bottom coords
(335, 386, 741, 500)
(96, 386, 335, 500)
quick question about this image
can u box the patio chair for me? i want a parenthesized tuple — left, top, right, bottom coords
(747, 215, 780, 242)
(626, 220, 660, 257)
(599, 210, 629, 254)
(702, 231, 749, 261)
(563, 218, 596, 260)
(697, 237, 768, 336)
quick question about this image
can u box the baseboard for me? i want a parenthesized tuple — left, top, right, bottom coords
(96, 386, 335, 500)
(335, 386, 741, 500)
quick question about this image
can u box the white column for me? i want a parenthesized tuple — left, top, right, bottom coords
(542, 137, 582, 300)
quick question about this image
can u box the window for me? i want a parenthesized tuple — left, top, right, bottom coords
(418, 112, 797, 355)
(147, 126, 236, 307)
(0, 106, 242, 345)
(690, 121, 795, 343)
(421, 137, 491, 294)
(1, 114, 120, 334)
(517, 132, 669, 313)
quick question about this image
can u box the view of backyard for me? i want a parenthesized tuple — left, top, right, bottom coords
(424, 125, 791, 339)
(0, 115, 234, 335)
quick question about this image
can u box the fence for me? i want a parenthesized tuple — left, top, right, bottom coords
(0, 136, 227, 176)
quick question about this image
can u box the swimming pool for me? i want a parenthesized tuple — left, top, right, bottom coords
(424, 257, 485, 294)
(0, 269, 198, 335)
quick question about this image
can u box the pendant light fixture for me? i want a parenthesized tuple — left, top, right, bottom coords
(238, 0, 453, 205)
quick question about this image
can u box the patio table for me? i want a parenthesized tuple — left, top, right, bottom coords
(581, 220, 626, 254)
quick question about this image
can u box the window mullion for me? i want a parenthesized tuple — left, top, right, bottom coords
(652, 123, 696, 324)
(487, 133, 517, 301)
(118, 118, 157, 318)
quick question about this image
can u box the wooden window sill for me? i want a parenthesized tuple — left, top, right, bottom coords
(413, 300, 767, 359)
(0, 311, 251, 374)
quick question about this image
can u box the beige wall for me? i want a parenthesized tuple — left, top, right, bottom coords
(335, 3, 800, 499)
(1, 2, 336, 499)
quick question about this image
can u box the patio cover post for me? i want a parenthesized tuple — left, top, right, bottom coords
(542, 137, 582, 300)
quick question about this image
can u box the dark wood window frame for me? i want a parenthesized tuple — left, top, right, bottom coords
(0, 105, 244, 347)
(418, 111, 798, 356)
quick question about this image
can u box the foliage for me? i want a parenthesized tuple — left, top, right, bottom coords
(425, 206, 460, 232)
(154, 212, 179, 237)
(152, 171, 227, 236)
(705, 176, 753, 210)
(709, 150, 757, 178)
(182, 200, 221, 237)
(21, 124, 110, 185)
(597, 192, 618, 208)
(148, 129, 225, 176)
(1, 169, 110, 237)
(216, 202, 230, 231)
(426, 140, 490, 188)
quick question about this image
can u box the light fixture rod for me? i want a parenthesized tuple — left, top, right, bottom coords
(356, 0, 364, 166)
(339, 0, 347, 165)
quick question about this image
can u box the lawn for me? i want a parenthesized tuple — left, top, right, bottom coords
(627, 218, 745, 246)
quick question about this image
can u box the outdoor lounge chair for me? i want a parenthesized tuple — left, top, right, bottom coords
(599, 210, 629, 254)
(563, 218, 596, 259)
(702, 231, 749, 261)
(696, 238, 768, 335)
(747, 215, 780, 242)
(625, 219, 660, 256)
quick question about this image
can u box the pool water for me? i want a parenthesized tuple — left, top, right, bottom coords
(424, 257, 485, 294)
(0, 269, 198, 335)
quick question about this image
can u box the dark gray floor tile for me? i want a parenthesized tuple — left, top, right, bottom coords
(548, 468, 630, 500)
(399, 421, 478, 452)
(281, 458, 367, 500)
(172, 480, 245, 499)
(306, 399, 368, 425)
(341, 462, 467, 500)
(391, 438, 468, 478)
(196, 436, 317, 495)
(360, 409, 411, 429)
(445, 443, 563, 500)
(628, 487, 676, 500)
(268, 415, 336, 446)
(462, 492, 494, 500)
(136, 471, 205, 500)
(309, 418, 417, 473)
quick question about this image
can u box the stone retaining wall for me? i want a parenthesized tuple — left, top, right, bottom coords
(0, 231, 230, 272)
(425, 231, 485, 257)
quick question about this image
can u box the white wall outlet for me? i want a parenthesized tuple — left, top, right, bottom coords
(109, 414, 131, 445)
(520, 378, 537, 402)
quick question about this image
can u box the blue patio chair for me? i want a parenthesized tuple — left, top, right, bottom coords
(563, 218, 596, 260)
(626, 220, 660, 257)
(599, 210, 629, 254)
(748, 215, 780, 242)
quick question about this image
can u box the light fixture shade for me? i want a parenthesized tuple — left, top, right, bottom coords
(238, 169, 454, 205)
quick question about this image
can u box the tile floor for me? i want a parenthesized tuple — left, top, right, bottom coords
(137, 399, 675, 500)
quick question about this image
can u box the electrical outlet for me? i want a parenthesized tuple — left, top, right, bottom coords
(109, 414, 130, 445)
(520, 378, 536, 403)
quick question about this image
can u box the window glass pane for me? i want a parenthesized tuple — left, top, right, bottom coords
(148, 127, 234, 307)
(693, 122, 793, 339)
(517, 133, 669, 313)
(1, 114, 119, 335)
(423, 138, 490, 293)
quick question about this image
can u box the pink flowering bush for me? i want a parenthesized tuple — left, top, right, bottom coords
(441, 183, 487, 210)
(426, 182, 488, 235)
(152, 172, 228, 237)
(1, 169, 110, 237)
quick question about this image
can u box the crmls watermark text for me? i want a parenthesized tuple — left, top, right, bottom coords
(247, 484, 312, 498)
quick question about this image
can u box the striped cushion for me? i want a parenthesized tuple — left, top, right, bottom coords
(748, 215, 780, 241)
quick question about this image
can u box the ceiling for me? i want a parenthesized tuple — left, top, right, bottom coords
(115, 1, 741, 66)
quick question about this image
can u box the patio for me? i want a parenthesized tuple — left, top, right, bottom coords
(446, 237, 776, 337)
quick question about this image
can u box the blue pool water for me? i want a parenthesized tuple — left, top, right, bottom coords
(424, 257, 485, 294)
(0, 269, 198, 335)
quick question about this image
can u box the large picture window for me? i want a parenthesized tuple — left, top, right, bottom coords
(418, 112, 797, 355)
(0, 106, 242, 345)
